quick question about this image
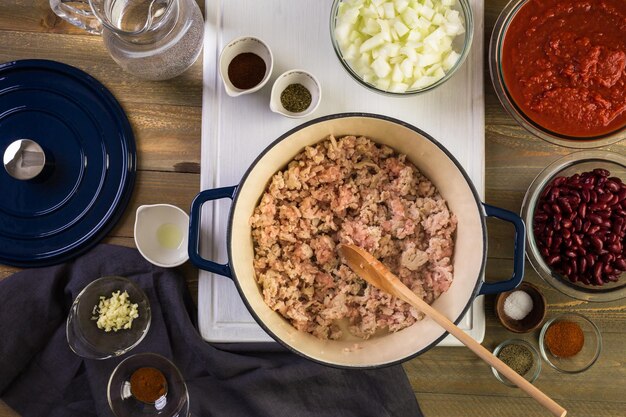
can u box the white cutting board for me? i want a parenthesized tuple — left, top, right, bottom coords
(199, 0, 485, 344)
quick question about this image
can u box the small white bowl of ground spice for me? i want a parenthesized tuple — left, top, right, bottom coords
(492, 339, 541, 387)
(270, 69, 321, 118)
(219, 36, 273, 97)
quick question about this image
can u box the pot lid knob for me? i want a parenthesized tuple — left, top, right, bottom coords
(3, 139, 46, 180)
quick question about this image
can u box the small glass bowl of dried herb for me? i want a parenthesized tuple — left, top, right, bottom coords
(539, 312, 602, 374)
(491, 339, 541, 387)
(270, 69, 321, 118)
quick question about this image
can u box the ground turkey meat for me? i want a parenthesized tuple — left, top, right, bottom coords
(250, 135, 457, 340)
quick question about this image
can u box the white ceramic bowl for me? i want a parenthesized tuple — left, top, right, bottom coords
(270, 69, 321, 118)
(218, 36, 273, 97)
(134, 204, 189, 268)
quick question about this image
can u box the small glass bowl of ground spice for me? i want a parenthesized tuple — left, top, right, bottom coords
(219, 36, 273, 97)
(492, 339, 541, 387)
(108, 353, 189, 417)
(270, 69, 321, 118)
(539, 312, 602, 373)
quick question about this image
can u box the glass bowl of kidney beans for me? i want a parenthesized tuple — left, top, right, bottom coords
(521, 150, 626, 302)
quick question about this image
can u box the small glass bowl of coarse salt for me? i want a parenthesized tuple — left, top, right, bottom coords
(66, 276, 151, 359)
(495, 282, 547, 333)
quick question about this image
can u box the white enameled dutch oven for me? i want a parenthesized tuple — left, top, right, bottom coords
(188, 113, 525, 368)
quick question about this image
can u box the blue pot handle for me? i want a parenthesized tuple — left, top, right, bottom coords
(478, 204, 526, 295)
(188, 186, 237, 279)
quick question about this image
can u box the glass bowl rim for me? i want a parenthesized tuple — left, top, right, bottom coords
(488, 0, 626, 148)
(329, 0, 474, 96)
(66, 275, 152, 359)
(538, 312, 602, 374)
(491, 338, 542, 387)
(520, 150, 626, 302)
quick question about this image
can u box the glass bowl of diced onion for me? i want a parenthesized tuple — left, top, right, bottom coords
(330, 0, 473, 96)
(66, 276, 151, 360)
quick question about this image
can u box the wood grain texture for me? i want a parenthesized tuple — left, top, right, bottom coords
(0, 0, 625, 416)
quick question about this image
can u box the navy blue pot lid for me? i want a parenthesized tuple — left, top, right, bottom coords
(0, 60, 136, 267)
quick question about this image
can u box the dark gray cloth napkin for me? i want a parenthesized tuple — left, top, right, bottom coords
(0, 244, 422, 417)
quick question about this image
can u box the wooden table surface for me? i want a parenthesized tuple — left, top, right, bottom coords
(0, 1, 624, 416)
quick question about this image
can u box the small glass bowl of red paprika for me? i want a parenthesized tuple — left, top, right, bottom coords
(539, 313, 602, 374)
(521, 150, 626, 302)
(489, 0, 626, 148)
(108, 352, 190, 417)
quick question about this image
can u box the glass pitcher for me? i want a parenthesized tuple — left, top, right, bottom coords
(50, 0, 204, 80)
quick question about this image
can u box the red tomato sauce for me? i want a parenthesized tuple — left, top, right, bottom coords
(502, 0, 626, 138)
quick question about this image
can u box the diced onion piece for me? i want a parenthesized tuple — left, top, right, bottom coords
(389, 82, 409, 93)
(442, 50, 461, 71)
(391, 63, 404, 82)
(383, 2, 395, 18)
(359, 33, 385, 52)
(394, 20, 410, 37)
(372, 56, 392, 78)
(400, 58, 414, 78)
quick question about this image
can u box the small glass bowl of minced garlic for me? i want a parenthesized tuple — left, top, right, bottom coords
(66, 276, 151, 359)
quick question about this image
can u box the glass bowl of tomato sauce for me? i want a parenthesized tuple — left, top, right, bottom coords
(489, 0, 626, 148)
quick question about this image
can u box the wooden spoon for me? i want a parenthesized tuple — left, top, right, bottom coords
(338, 244, 567, 417)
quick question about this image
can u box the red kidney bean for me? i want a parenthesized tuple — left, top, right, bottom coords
(578, 203, 587, 218)
(588, 214, 603, 224)
(599, 193, 613, 203)
(574, 217, 583, 231)
(609, 243, 622, 254)
(562, 219, 573, 229)
(594, 168, 610, 177)
(546, 254, 560, 265)
(593, 262, 604, 284)
(589, 203, 604, 212)
(579, 256, 587, 273)
(572, 233, 583, 246)
(582, 189, 591, 202)
(590, 236, 604, 251)
(615, 258, 626, 271)
(588, 224, 601, 235)
(606, 180, 620, 192)
(618, 189, 626, 201)
(535, 213, 548, 222)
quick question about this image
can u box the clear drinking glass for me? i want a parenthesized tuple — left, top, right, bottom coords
(49, 0, 204, 80)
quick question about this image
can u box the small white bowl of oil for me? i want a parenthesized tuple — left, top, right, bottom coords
(134, 204, 189, 268)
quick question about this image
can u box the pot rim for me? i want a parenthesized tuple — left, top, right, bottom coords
(226, 112, 488, 369)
